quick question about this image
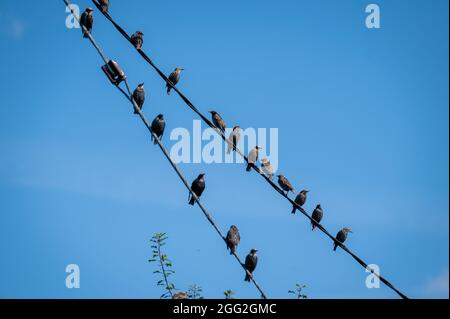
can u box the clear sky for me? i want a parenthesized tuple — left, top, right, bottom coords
(0, 0, 448, 299)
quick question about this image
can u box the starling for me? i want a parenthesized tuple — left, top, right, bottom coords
(247, 146, 262, 172)
(260, 158, 273, 180)
(151, 114, 165, 144)
(277, 175, 295, 195)
(311, 204, 323, 230)
(227, 126, 241, 154)
(188, 173, 205, 205)
(333, 227, 352, 251)
(225, 225, 240, 255)
(80, 8, 94, 38)
(244, 249, 258, 282)
(209, 111, 226, 132)
(131, 31, 144, 50)
(291, 189, 308, 214)
(132, 83, 145, 114)
(98, 0, 109, 13)
(166, 67, 184, 95)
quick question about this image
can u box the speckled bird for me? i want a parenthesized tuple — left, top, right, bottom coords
(291, 190, 308, 214)
(98, 0, 109, 13)
(225, 225, 240, 255)
(132, 83, 145, 114)
(166, 67, 184, 95)
(260, 158, 273, 180)
(227, 126, 241, 154)
(209, 111, 226, 132)
(277, 175, 295, 195)
(247, 146, 261, 172)
(131, 31, 144, 50)
(333, 227, 352, 251)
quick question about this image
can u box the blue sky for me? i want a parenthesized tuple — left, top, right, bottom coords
(0, 0, 448, 299)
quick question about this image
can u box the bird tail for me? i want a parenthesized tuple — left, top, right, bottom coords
(246, 164, 252, 172)
(166, 84, 171, 95)
(333, 242, 338, 251)
(311, 222, 317, 231)
(291, 206, 296, 214)
(188, 196, 195, 205)
(153, 137, 158, 145)
(244, 272, 251, 282)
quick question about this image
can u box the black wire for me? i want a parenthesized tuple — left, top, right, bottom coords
(62, 0, 268, 299)
(90, 0, 409, 300)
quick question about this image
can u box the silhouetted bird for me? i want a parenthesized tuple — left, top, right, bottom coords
(80, 8, 94, 38)
(227, 126, 241, 154)
(151, 114, 165, 144)
(98, 0, 109, 13)
(333, 227, 352, 251)
(225, 225, 240, 255)
(277, 175, 295, 195)
(260, 158, 273, 180)
(247, 146, 261, 172)
(131, 31, 144, 50)
(311, 204, 323, 230)
(244, 249, 258, 282)
(132, 83, 145, 114)
(166, 67, 184, 95)
(291, 190, 308, 214)
(209, 111, 226, 132)
(188, 173, 205, 205)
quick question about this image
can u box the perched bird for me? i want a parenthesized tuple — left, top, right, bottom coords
(311, 204, 323, 230)
(151, 114, 165, 144)
(166, 67, 184, 95)
(98, 0, 109, 13)
(209, 111, 226, 132)
(188, 173, 205, 205)
(225, 225, 240, 255)
(80, 8, 94, 38)
(277, 175, 295, 195)
(247, 146, 262, 172)
(260, 158, 273, 180)
(244, 249, 258, 282)
(131, 31, 144, 50)
(132, 83, 145, 114)
(227, 126, 241, 154)
(333, 227, 353, 251)
(291, 190, 308, 214)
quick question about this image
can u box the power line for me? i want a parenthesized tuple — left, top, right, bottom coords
(62, 0, 268, 299)
(90, 0, 409, 299)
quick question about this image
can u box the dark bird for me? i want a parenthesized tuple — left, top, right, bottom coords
(132, 83, 145, 114)
(166, 67, 184, 95)
(225, 225, 240, 255)
(151, 114, 165, 144)
(227, 126, 241, 154)
(209, 111, 226, 132)
(260, 158, 273, 180)
(98, 0, 109, 13)
(244, 249, 258, 282)
(291, 189, 308, 214)
(188, 173, 205, 205)
(131, 31, 144, 50)
(311, 204, 323, 230)
(80, 8, 94, 38)
(277, 175, 295, 195)
(333, 227, 353, 251)
(247, 146, 262, 172)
